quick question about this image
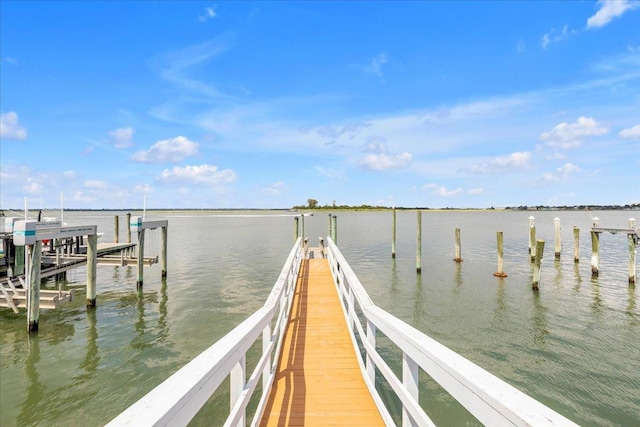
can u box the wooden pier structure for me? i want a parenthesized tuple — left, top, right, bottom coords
(109, 234, 578, 427)
(0, 215, 168, 332)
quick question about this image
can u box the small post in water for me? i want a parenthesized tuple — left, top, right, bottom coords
(332, 215, 338, 245)
(629, 218, 637, 285)
(126, 212, 132, 244)
(392, 207, 397, 259)
(27, 242, 42, 332)
(453, 226, 463, 262)
(416, 210, 422, 274)
(554, 217, 561, 260)
(532, 239, 545, 290)
(137, 229, 145, 288)
(493, 231, 507, 277)
(591, 230, 600, 277)
(87, 234, 97, 307)
(573, 226, 580, 263)
(161, 225, 168, 278)
(294, 216, 299, 241)
(528, 216, 535, 255)
(114, 215, 119, 244)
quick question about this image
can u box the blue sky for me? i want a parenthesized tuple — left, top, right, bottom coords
(1, 1, 639, 209)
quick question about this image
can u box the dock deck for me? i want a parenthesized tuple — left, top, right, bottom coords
(260, 258, 384, 426)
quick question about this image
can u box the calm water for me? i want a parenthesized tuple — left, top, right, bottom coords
(1, 210, 638, 426)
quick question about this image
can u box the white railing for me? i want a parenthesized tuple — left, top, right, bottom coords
(325, 237, 579, 427)
(107, 238, 304, 427)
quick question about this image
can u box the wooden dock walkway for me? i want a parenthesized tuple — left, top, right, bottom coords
(260, 258, 385, 426)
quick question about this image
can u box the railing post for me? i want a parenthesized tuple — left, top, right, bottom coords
(262, 324, 272, 393)
(230, 355, 246, 427)
(366, 319, 376, 383)
(402, 353, 419, 427)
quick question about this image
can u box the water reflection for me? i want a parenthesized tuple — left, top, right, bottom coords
(531, 292, 549, 349)
(573, 263, 582, 293)
(18, 336, 43, 426)
(413, 272, 425, 327)
(494, 280, 507, 324)
(80, 309, 99, 376)
(158, 278, 169, 342)
(590, 276, 603, 312)
(453, 262, 462, 296)
(628, 287, 637, 326)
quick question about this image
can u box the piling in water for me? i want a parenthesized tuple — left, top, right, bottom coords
(528, 216, 535, 254)
(27, 242, 42, 333)
(392, 208, 397, 259)
(453, 226, 463, 262)
(573, 227, 580, 263)
(416, 211, 422, 273)
(294, 216, 299, 241)
(87, 234, 97, 307)
(493, 231, 507, 277)
(332, 215, 338, 244)
(554, 217, 561, 260)
(127, 212, 132, 244)
(161, 226, 168, 279)
(529, 225, 537, 262)
(629, 218, 637, 285)
(532, 240, 545, 290)
(591, 231, 600, 277)
(137, 229, 145, 288)
(114, 215, 119, 244)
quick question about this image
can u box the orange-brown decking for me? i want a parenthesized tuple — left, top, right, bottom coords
(260, 259, 385, 426)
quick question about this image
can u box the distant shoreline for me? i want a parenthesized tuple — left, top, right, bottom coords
(3, 204, 638, 213)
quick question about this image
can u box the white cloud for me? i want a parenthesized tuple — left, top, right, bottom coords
(132, 184, 153, 194)
(619, 124, 640, 139)
(132, 136, 199, 163)
(84, 180, 107, 189)
(359, 152, 412, 171)
(108, 127, 134, 148)
(540, 116, 608, 148)
(423, 183, 462, 197)
(63, 170, 78, 179)
(587, 0, 638, 29)
(541, 25, 576, 49)
(156, 164, 236, 186)
(466, 151, 532, 174)
(539, 162, 581, 182)
(262, 181, 289, 196)
(199, 6, 217, 22)
(0, 111, 27, 140)
(364, 53, 388, 78)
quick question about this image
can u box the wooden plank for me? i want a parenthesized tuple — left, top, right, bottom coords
(260, 259, 384, 427)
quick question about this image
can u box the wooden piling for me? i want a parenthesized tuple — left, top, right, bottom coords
(161, 226, 168, 278)
(629, 218, 637, 285)
(554, 217, 561, 260)
(332, 215, 338, 245)
(493, 231, 507, 277)
(591, 230, 600, 276)
(127, 212, 132, 244)
(328, 213, 332, 239)
(392, 208, 397, 259)
(87, 234, 97, 307)
(416, 211, 422, 273)
(114, 215, 119, 244)
(294, 216, 299, 241)
(529, 224, 536, 263)
(453, 226, 463, 262)
(14, 246, 25, 276)
(573, 227, 580, 263)
(301, 215, 305, 242)
(27, 242, 42, 332)
(532, 240, 545, 290)
(137, 229, 145, 288)
(528, 216, 535, 254)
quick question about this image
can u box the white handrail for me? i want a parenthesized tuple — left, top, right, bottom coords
(325, 237, 579, 427)
(107, 238, 303, 426)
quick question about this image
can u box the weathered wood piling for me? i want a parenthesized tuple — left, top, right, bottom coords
(416, 211, 422, 274)
(493, 231, 507, 277)
(629, 218, 637, 285)
(591, 230, 600, 277)
(532, 240, 545, 290)
(392, 208, 397, 259)
(453, 226, 463, 262)
(573, 226, 580, 263)
(554, 217, 561, 260)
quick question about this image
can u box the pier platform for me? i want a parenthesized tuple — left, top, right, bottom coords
(260, 258, 384, 426)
